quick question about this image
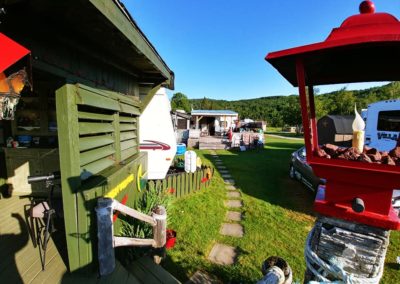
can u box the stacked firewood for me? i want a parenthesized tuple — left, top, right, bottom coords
(315, 143, 400, 166)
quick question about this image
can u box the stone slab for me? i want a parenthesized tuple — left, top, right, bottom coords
(208, 243, 236, 265)
(227, 191, 241, 198)
(224, 179, 235, 185)
(225, 211, 242, 222)
(224, 200, 242, 208)
(218, 170, 229, 174)
(221, 174, 232, 178)
(225, 185, 238, 191)
(220, 223, 244, 237)
(215, 161, 223, 164)
(185, 270, 223, 284)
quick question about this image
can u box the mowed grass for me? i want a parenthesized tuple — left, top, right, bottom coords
(164, 135, 400, 283)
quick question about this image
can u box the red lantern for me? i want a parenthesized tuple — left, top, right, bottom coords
(266, 1, 400, 230)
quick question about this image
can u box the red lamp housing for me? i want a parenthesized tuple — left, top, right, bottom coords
(266, 2, 400, 230)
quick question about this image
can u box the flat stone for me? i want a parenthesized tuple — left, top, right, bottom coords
(215, 161, 223, 164)
(221, 174, 232, 178)
(225, 185, 238, 191)
(220, 223, 244, 237)
(224, 179, 235, 185)
(227, 191, 241, 198)
(218, 170, 229, 174)
(224, 200, 242, 208)
(225, 211, 242, 222)
(208, 243, 237, 265)
(217, 166, 227, 170)
(186, 270, 223, 284)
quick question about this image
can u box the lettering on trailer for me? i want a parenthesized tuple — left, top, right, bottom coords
(377, 132, 399, 140)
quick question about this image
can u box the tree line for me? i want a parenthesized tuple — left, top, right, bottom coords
(170, 82, 400, 127)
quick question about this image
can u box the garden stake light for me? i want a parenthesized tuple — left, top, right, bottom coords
(266, 1, 400, 282)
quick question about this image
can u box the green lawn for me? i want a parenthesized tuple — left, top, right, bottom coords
(163, 135, 400, 283)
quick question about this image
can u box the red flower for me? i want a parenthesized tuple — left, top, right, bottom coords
(168, 188, 175, 194)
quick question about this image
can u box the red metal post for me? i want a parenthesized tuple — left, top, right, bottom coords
(308, 86, 318, 150)
(296, 58, 312, 161)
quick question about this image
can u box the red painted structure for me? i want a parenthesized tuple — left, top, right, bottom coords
(0, 33, 30, 73)
(266, 1, 400, 230)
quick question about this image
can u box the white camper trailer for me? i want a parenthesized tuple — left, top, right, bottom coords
(139, 88, 177, 179)
(364, 99, 400, 152)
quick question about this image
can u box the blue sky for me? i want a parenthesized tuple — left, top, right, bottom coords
(123, 1, 400, 100)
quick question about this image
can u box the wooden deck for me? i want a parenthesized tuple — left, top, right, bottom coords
(0, 195, 66, 283)
(0, 195, 180, 284)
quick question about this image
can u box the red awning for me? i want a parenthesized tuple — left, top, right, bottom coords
(266, 10, 400, 86)
(0, 33, 30, 73)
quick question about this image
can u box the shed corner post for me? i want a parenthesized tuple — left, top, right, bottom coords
(56, 83, 83, 272)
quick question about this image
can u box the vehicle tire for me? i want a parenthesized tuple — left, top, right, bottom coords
(289, 165, 296, 179)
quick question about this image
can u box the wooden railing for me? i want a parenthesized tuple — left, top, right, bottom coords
(146, 166, 214, 198)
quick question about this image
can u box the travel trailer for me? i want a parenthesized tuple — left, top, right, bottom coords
(364, 99, 400, 151)
(139, 88, 177, 179)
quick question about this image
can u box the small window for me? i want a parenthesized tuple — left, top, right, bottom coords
(377, 111, 400, 132)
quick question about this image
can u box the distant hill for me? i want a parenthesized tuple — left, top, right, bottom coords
(188, 82, 400, 127)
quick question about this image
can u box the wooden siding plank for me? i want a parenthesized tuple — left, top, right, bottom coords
(119, 123, 136, 131)
(120, 132, 136, 141)
(79, 134, 114, 151)
(119, 116, 136, 123)
(79, 122, 114, 135)
(78, 111, 114, 121)
(78, 84, 141, 108)
(120, 103, 140, 115)
(56, 84, 82, 271)
(121, 147, 137, 161)
(80, 145, 115, 166)
(121, 139, 137, 151)
(113, 113, 121, 163)
(76, 87, 120, 111)
(80, 157, 115, 179)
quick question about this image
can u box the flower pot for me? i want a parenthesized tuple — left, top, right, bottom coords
(166, 229, 176, 249)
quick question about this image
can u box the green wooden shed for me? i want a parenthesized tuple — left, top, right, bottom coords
(0, 0, 175, 280)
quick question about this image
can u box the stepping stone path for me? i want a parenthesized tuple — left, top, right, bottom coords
(226, 185, 238, 191)
(207, 150, 245, 267)
(227, 191, 241, 198)
(208, 243, 237, 265)
(186, 270, 223, 284)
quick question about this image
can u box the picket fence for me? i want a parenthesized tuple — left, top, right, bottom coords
(146, 166, 214, 198)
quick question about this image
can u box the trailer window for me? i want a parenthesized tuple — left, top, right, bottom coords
(377, 111, 400, 132)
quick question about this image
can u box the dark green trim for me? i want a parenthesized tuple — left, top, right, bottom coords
(89, 0, 173, 86)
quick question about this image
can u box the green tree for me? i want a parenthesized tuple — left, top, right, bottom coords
(334, 88, 355, 115)
(171, 92, 190, 112)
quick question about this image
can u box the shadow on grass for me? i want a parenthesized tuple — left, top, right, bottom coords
(204, 139, 316, 216)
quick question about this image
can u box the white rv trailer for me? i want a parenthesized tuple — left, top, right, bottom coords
(364, 99, 400, 152)
(139, 88, 177, 179)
